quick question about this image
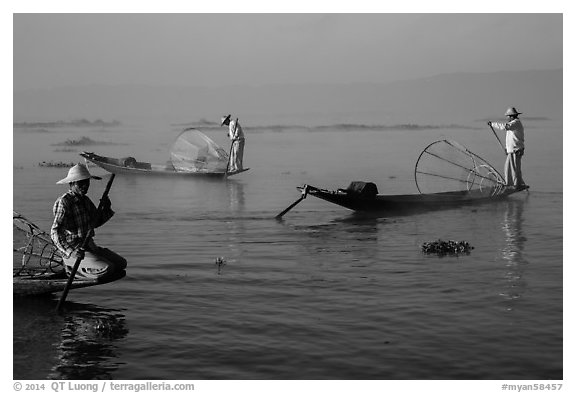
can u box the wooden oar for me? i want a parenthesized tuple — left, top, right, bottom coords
(56, 174, 116, 314)
(225, 118, 239, 177)
(488, 122, 507, 155)
(275, 185, 309, 219)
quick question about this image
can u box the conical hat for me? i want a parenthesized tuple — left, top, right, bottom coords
(505, 107, 522, 116)
(220, 114, 231, 126)
(56, 164, 101, 184)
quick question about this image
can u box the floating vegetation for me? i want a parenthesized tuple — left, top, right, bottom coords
(65, 313, 129, 340)
(215, 257, 227, 275)
(91, 317, 129, 338)
(313, 123, 481, 131)
(15, 128, 51, 133)
(53, 136, 120, 146)
(476, 116, 550, 122)
(169, 122, 483, 133)
(421, 239, 474, 256)
(38, 161, 76, 168)
(172, 118, 219, 127)
(249, 125, 308, 132)
(14, 119, 121, 128)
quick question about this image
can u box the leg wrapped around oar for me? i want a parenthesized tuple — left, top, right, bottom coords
(62, 239, 127, 281)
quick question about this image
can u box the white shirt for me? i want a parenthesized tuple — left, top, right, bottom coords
(491, 118, 524, 154)
(228, 119, 245, 141)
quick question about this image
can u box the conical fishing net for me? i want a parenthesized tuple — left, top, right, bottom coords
(169, 129, 229, 173)
(414, 140, 505, 196)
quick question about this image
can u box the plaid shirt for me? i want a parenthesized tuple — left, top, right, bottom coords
(50, 190, 114, 257)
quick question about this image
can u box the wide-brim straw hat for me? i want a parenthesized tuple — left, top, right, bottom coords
(56, 163, 101, 184)
(505, 107, 522, 116)
(221, 114, 231, 126)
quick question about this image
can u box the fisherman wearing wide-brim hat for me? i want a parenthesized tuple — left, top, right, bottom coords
(487, 107, 529, 191)
(221, 114, 246, 173)
(51, 164, 127, 280)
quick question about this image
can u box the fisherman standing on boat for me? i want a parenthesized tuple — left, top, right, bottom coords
(51, 164, 127, 280)
(487, 107, 528, 191)
(221, 114, 245, 173)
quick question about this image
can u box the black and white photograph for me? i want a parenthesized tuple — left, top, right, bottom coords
(10, 5, 566, 391)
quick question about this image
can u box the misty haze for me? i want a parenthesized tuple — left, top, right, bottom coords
(12, 12, 563, 386)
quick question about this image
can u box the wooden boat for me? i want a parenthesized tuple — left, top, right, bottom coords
(297, 183, 527, 213)
(277, 140, 529, 217)
(13, 211, 126, 297)
(80, 152, 249, 178)
(80, 128, 249, 178)
(13, 270, 126, 297)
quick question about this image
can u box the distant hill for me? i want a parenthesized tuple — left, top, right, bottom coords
(13, 69, 562, 125)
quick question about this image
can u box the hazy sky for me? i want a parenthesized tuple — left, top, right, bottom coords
(13, 13, 562, 90)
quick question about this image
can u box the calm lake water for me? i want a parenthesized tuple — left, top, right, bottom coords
(12, 119, 563, 380)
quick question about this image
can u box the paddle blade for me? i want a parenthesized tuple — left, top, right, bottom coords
(275, 186, 310, 219)
(275, 195, 305, 219)
(55, 253, 85, 314)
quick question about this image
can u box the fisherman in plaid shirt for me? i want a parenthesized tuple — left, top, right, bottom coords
(51, 164, 126, 280)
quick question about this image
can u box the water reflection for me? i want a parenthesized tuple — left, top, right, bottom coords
(13, 297, 128, 380)
(222, 181, 246, 273)
(226, 180, 245, 212)
(333, 214, 382, 242)
(294, 214, 382, 262)
(500, 200, 528, 308)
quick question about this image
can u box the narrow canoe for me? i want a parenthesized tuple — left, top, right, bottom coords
(299, 184, 528, 213)
(80, 152, 249, 177)
(13, 270, 126, 297)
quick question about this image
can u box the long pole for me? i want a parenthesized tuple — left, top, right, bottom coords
(275, 185, 309, 219)
(488, 123, 507, 155)
(56, 174, 116, 313)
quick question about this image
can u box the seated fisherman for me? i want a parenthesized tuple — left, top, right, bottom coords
(51, 164, 127, 280)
